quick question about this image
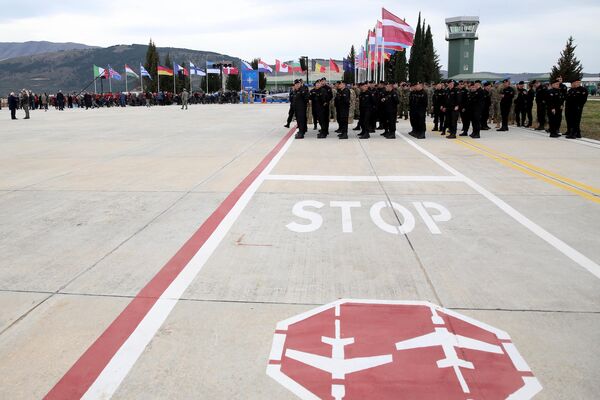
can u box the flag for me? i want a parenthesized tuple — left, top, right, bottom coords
(157, 65, 174, 76)
(291, 61, 303, 73)
(189, 62, 206, 76)
(125, 64, 139, 78)
(241, 60, 254, 71)
(93, 65, 108, 79)
(140, 64, 152, 79)
(206, 61, 220, 74)
(382, 8, 414, 49)
(108, 65, 122, 80)
(329, 59, 340, 73)
(223, 66, 239, 75)
(242, 70, 259, 91)
(315, 62, 326, 73)
(258, 59, 273, 73)
(174, 63, 189, 76)
(343, 58, 353, 72)
(275, 60, 289, 73)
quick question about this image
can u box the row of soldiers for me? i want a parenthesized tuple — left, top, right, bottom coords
(286, 76, 589, 140)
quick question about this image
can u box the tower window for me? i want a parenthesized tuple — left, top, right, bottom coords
(464, 64, 469, 71)
(464, 51, 469, 58)
(464, 39, 469, 45)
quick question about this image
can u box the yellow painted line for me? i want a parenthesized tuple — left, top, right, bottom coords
(454, 140, 600, 205)
(460, 139, 600, 196)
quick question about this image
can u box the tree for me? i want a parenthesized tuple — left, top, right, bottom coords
(343, 46, 356, 84)
(251, 58, 267, 90)
(422, 25, 441, 82)
(162, 52, 174, 93)
(226, 73, 241, 91)
(394, 49, 408, 83)
(550, 36, 583, 82)
(144, 39, 159, 92)
(408, 12, 423, 82)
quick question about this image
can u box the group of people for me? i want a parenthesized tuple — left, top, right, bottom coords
(285, 76, 590, 141)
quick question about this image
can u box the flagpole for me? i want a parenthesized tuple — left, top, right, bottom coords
(140, 65, 144, 93)
(189, 63, 192, 93)
(125, 66, 128, 93)
(173, 65, 176, 95)
(158, 72, 160, 93)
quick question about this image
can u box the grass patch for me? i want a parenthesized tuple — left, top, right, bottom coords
(581, 100, 600, 140)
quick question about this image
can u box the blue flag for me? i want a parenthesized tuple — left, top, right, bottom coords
(242, 70, 259, 91)
(343, 58, 353, 72)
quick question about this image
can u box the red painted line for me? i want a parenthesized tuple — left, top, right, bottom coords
(45, 127, 296, 400)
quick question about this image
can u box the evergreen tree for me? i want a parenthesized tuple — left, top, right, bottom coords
(343, 46, 356, 84)
(162, 53, 174, 93)
(251, 58, 267, 90)
(550, 36, 584, 82)
(225, 73, 241, 91)
(144, 39, 159, 92)
(408, 13, 423, 82)
(394, 49, 408, 83)
(422, 25, 441, 82)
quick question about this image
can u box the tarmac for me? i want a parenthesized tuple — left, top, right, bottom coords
(0, 104, 599, 399)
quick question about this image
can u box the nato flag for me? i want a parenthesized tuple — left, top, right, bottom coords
(242, 70, 259, 91)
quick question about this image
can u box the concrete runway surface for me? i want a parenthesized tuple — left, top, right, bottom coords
(0, 104, 599, 399)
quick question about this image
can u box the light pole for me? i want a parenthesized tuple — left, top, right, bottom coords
(301, 56, 309, 85)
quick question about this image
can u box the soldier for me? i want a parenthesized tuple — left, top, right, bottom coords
(481, 81, 492, 130)
(309, 81, 320, 131)
(292, 79, 309, 139)
(56, 90, 65, 110)
(514, 81, 528, 127)
(348, 84, 356, 125)
(443, 80, 460, 138)
(399, 82, 410, 120)
(352, 84, 360, 124)
(491, 82, 502, 128)
(432, 82, 446, 132)
(21, 89, 31, 120)
(409, 82, 428, 139)
(564, 79, 588, 139)
(468, 81, 485, 139)
(330, 85, 337, 124)
(381, 81, 400, 139)
(374, 81, 385, 131)
(317, 78, 333, 138)
(497, 79, 515, 131)
(546, 79, 565, 138)
(358, 82, 373, 139)
(525, 81, 536, 127)
(181, 88, 189, 110)
(426, 83, 434, 117)
(334, 81, 351, 139)
(284, 86, 295, 128)
(456, 81, 469, 135)
(534, 81, 547, 131)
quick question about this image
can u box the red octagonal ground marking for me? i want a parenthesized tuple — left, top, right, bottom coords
(267, 299, 542, 400)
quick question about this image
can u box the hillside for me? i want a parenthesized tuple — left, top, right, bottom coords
(0, 41, 97, 61)
(0, 44, 240, 94)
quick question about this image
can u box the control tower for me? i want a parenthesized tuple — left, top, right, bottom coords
(445, 16, 479, 78)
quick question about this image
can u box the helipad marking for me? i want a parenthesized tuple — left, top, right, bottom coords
(44, 127, 297, 400)
(266, 174, 464, 182)
(401, 133, 600, 280)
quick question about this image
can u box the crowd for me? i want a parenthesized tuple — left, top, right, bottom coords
(2, 88, 245, 119)
(286, 76, 590, 140)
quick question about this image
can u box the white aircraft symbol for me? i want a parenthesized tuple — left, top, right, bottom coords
(395, 327, 503, 394)
(285, 319, 393, 400)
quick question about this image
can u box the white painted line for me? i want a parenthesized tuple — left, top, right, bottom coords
(506, 376, 543, 400)
(502, 342, 532, 372)
(521, 128, 600, 149)
(81, 133, 296, 400)
(266, 174, 464, 182)
(269, 333, 287, 361)
(400, 134, 600, 280)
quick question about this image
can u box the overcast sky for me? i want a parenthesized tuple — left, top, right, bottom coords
(0, 0, 598, 73)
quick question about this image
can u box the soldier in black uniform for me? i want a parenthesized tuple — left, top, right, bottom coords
(375, 81, 386, 131)
(443, 80, 460, 138)
(546, 79, 565, 138)
(481, 81, 492, 130)
(458, 81, 470, 135)
(317, 78, 333, 138)
(309, 82, 320, 131)
(292, 80, 309, 139)
(514, 81, 528, 127)
(534, 81, 547, 131)
(334, 81, 351, 139)
(525, 81, 536, 127)
(284, 86, 295, 128)
(358, 82, 373, 139)
(368, 81, 377, 133)
(565, 79, 588, 139)
(432, 82, 446, 132)
(381, 81, 400, 139)
(409, 82, 428, 139)
(497, 79, 515, 131)
(468, 81, 485, 139)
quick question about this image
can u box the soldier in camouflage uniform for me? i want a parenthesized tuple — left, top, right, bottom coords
(349, 85, 356, 124)
(399, 82, 410, 120)
(426, 83, 434, 117)
(330, 87, 337, 121)
(492, 82, 502, 128)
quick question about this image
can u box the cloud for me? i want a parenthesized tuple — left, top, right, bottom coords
(0, 0, 598, 72)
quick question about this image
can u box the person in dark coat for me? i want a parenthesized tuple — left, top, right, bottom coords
(358, 82, 373, 139)
(292, 80, 309, 139)
(334, 81, 351, 139)
(534, 81, 547, 131)
(468, 81, 485, 138)
(443, 80, 460, 138)
(546, 79, 565, 138)
(381, 82, 400, 139)
(564, 79, 588, 139)
(409, 82, 428, 139)
(284, 87, 295, 128)
(8, 92, 19, 120)
(514, 81, 528, 127)
(497, 79, 515, 131)
(56, 90, 66, 110)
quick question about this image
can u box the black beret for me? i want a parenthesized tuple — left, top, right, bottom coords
(518, 81, 525, 85)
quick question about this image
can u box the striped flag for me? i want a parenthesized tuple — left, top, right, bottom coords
(315, 62, 326, 73)
(140, 64, 152, 79)
(241, 60, 254, 71)
(93, 65, 108, 79)
(382, 8, 414, 49)
(258, 59, 273, 73)
(125, 64, 139, 78)
(157, 66, 173, 76)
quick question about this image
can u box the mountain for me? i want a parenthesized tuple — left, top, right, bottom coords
(0, 41, 97, 61)
(0, 44, 240, 94)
